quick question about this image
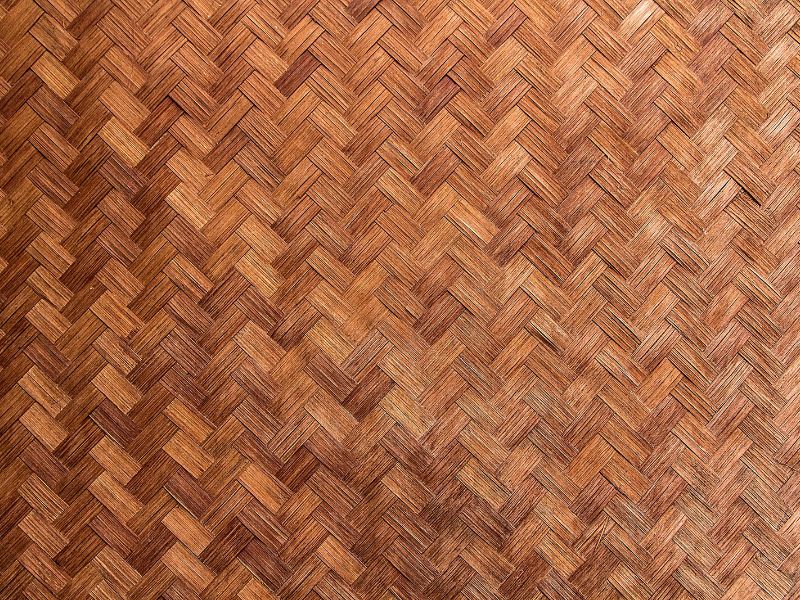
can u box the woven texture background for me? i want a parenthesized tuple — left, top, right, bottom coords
(2, 0, 800, 597)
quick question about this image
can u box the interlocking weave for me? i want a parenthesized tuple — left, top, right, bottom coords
(2, 0, 800, 597)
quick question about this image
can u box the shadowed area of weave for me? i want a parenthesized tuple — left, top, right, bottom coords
(1, 0, 800, 598)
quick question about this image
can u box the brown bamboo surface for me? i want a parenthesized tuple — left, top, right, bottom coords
(2, 0, 800, 598)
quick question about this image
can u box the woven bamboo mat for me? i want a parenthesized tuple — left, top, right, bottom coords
(2, 0, 800, 597)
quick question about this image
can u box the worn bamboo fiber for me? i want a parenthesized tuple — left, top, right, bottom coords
(2, 0, 800, 598)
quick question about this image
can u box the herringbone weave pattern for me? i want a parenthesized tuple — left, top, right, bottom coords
(2, 0, 800, 597)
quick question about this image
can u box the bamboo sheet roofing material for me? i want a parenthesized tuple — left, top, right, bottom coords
(2, 0, 800, 597)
